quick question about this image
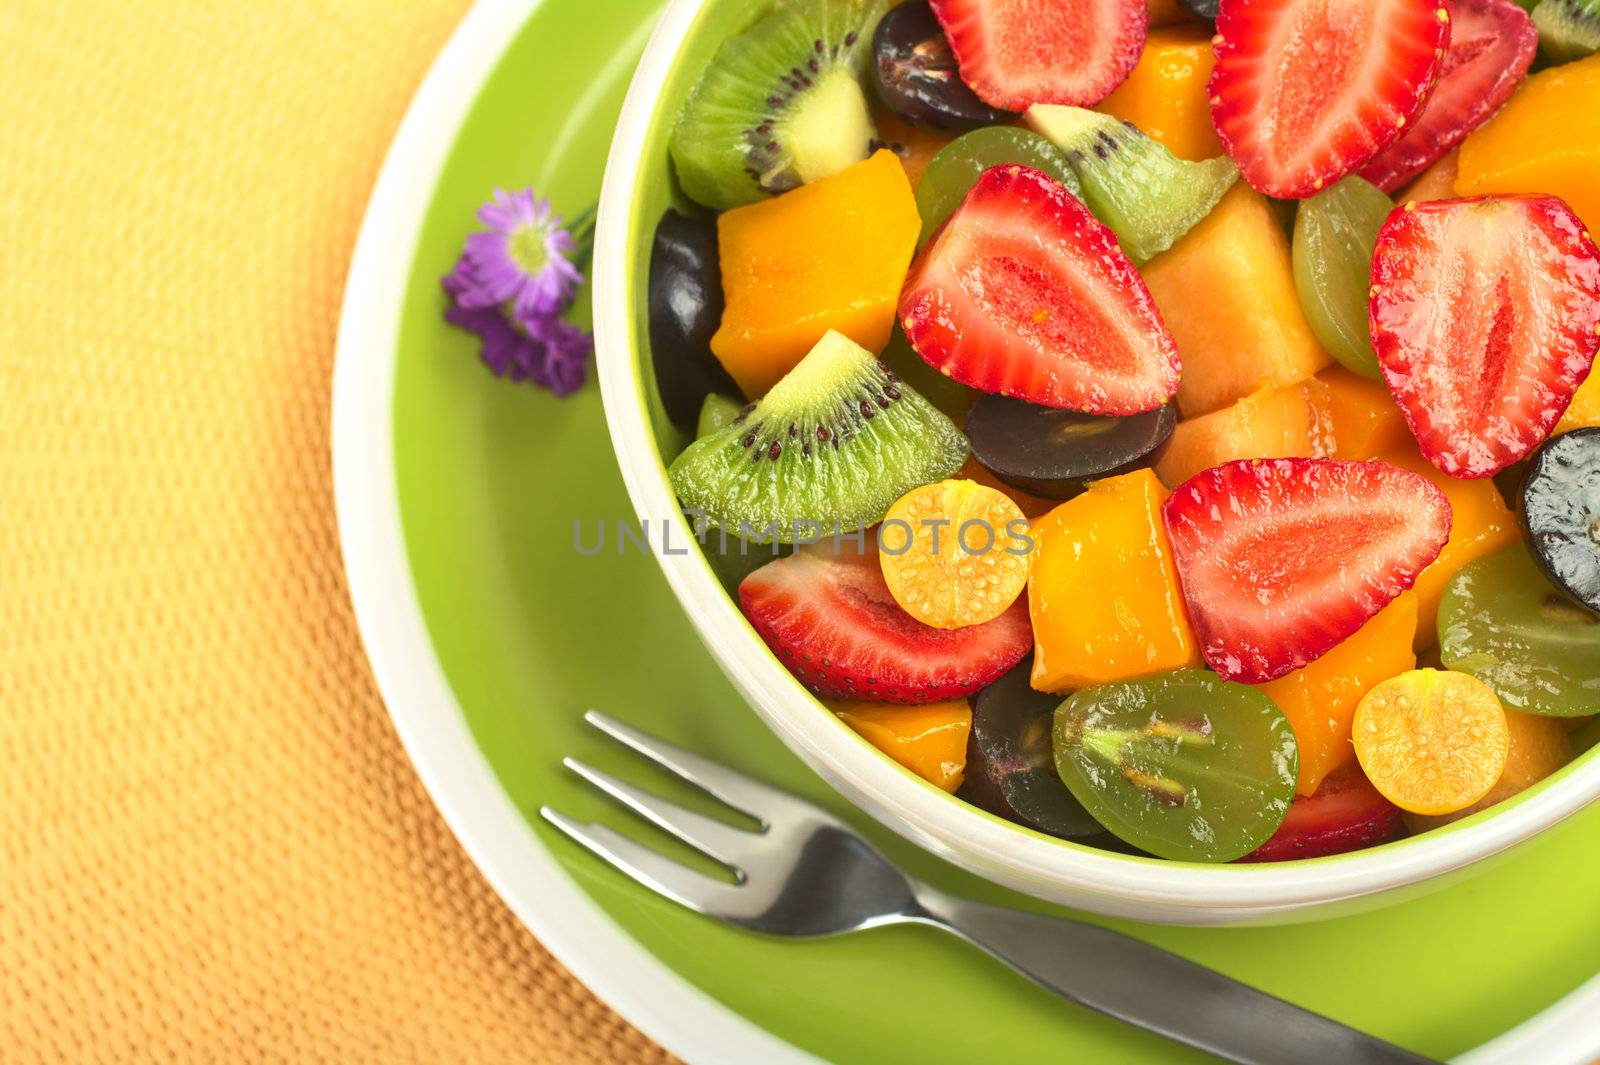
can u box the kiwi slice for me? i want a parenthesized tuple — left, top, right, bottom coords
(668, 330, 967, 543)
(1533, 0, 1600, 61)
(670, 0, 889, 211)
(696, 394, 746, 438)
(1025, 105, 1240, 265)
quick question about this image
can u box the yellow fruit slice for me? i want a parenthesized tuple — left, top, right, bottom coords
(834, 700, 972, 792)
(1353, 669, 1510, 816)
(879, 479, 1031, 629)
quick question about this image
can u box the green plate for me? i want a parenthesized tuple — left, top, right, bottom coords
(336, 1, 1600, 1061)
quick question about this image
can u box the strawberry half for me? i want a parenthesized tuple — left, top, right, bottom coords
(1359, 0, 1537, 192)
(930, 0, 1147, 112)
(738, 548, 1032, 703)
(898, 164, 1179, 415)
(1163, 459, 1451, 684)
(1370, 195, 1600, 478)
(1209, 0, 1450, 199)
(1238, 764, 1402, 862)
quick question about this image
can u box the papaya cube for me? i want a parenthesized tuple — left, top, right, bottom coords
(1458, 54, 1600, 234)
(1556, 371, 1600, 435)
(1154, 380, 1321, 488)
(1028, 469, 1200, 691)
(1259, 593, 1418, 796)
(1141, 185, 1333, 418)
(834, 699, 972, 792)
(1098, 25, 1222, 161)
(1305, 366, 1412, 460)
(712, 150, 920, 397)
(1381, 446, 1520, 649)
(1406, 710, 1573, 832)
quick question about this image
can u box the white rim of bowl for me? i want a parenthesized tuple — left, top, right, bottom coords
(592, 0, 1600, 919)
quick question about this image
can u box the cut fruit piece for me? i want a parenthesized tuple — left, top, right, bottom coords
(879, 479, 1032, 629)
(696, 394, 745, 438)
(1522, 428, 1600, 613)
(1556, 372, 1600, 435)
(1053, 669, 1299, 862)
(1028, 469, 1201, 691)
(1208, 0, 1449, 199)
(929, 0, 1148, 112)
(1457, 55, 1600, 233)
(967, 393, 1176, 499)
(1353, 669, 1510, 816)
(1406, 709, 1572, 832)
(669, 0, 887, 210)
(834, 699, 973, 791)
(1369, 195, 1600, 479)
(1359, 0, 1537, 192)
(1439, 545, 1600, 716)
(872, 110, 957, 191)
(899, 163, 1180, 415)
(740, 546, 1032, 702)
(880, 327, 970, 421)
(1397, 149, 1460, 203)
(1096, 24, 1222, 161)
(955, 456, 1058, 517)
(870, 2, 1013, 130)
(1382, 445, 1521, 649)
(1024, 105, 1239, 264)
(1140, 185, 1333, 418)
(1257, 593, 1418, 796)
(913, 126, 1079, 246)
(650, 210, 740, 431)
(1153, 381, 1321, 489)
(1178, 0, 1218, 17)
(1532, 0, 1600, 62)
(1150, 0, 1205, 25)
(1162, 458, 1451, 683)
(1292, 177, 1393, 380)
(1306, 366, 1411, 461)
(712, 151, 921, 397)
(670, 331, 968, 542)
(1239, 764, 1403, 861)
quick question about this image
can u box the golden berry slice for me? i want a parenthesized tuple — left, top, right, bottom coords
(1353, 669, 1510, 816)
(879, 479, 1031, 629)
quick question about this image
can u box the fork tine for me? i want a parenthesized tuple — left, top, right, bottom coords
(563, 757, 758, 871)
(583, 709, 809, 825)
(540, 807, 746, 916)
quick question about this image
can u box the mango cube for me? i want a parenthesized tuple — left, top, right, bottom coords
(834, 699, 972, 793)
(1305, 366, 1412, 461)
(1556, 371, 1600, 435)
(1098, 25, 1222, 161)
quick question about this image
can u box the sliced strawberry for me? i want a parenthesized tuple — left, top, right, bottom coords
(1360, 0, 1537, 192)
(1238, 764, 1403, 862)
(1370, 195, 1600, 478)
(1209, 0, 1450, 199)
(738, 548, 1032, 703)
(1163, 459, 1451, 684)
(930, 0, 1147, 112)
(898, 164, 1179, 415)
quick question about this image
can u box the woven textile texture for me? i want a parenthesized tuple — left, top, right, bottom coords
(0, 3, 675, 1062)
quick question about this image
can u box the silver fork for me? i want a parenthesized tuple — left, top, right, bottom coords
(542, 710, 1438, 1065)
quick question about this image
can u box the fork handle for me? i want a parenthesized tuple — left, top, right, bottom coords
(908, 884, 1437, 1065)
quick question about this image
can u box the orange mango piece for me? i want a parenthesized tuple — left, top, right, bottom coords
(1142, 185, 1333, 418)
(1154, 380, 1321, 488)
(1027, 469, 1201, 691)
(834, 700, 972, 792)
(1457, 54, 1600, 234)
(872, 111, 953, 191)
(1381, 446, 1521, 649)
(1098, 25, 1223, 161)
(1556, 371, 1600, 435)
(1353, 669, 1510, 816)
(1259, 593, 1418, 796)
(712, 150, 920, 397)
(1406, 710, 1573, 832)
(1305, 366, 1411, 460)
(1396, 148, 1459, 204)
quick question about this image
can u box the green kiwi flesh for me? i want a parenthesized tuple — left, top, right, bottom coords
(670, 0, 888, 211)
(1025, 105, 1240, 265)
(668, 330, 968, 543)
(1533, 0, 1600, 61)
(696, 394, 746, 438)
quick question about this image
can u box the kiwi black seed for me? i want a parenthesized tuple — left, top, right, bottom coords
(667, 331, 967, 543)
(669, 0, 889, 211)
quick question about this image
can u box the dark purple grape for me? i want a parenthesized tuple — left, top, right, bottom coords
(870, 2, 1013, 131)
(1180, 0, 1219, 19)
(960, 659, 1103, 838)
(649, 209, 740, 430)
(964, 393, 1176, 499)
(1521, 427, 1600, 613)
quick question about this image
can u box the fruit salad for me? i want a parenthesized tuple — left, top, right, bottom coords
(646, 0, 1600, 863)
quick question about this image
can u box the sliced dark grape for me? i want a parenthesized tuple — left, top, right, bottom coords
(870, 2, 1013, 131)
(1522, 427, 1600, 614)
(649, 209, 740, 430)
(1180, 0, 1219, 19)
(961, 659, 1103, 838)
(964, 393, 1176, 499)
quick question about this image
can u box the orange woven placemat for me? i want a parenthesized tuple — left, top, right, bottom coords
(0, 3, 673, 1061)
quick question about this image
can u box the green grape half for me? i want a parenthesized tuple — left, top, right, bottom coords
(914, 127, 1079, 246)
(1292, 176, 1393, 380)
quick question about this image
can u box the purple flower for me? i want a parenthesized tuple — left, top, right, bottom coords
(442, 250, 592, 397)
(450, 188, 584, 332)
